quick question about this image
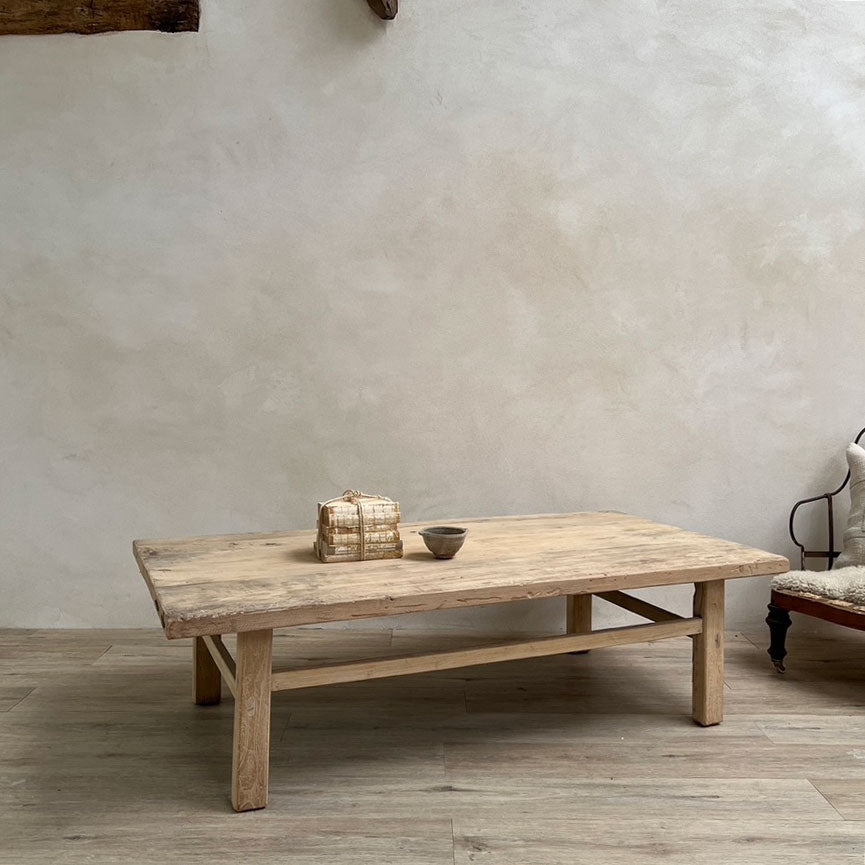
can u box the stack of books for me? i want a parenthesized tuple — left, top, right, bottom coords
(315, 491, 403, 563)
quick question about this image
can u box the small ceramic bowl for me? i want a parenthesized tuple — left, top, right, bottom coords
(419, 526, 467, 559)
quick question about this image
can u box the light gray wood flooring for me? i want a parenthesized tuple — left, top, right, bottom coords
(2, 620, 864, 863)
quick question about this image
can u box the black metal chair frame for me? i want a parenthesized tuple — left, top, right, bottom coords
(766, 426, 865, 672)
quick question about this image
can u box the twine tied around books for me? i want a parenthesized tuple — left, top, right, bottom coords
(321, 491, 396, 561)
(322, 490, 395, 506)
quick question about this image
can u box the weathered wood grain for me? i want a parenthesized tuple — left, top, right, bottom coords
(270, 618, 702, 692)
(131, 513, 784, 813)
(692, 580, 724, 726)
(192, 636, 221, 705)
(596, 589, 684, 622)
(566, 593, 592, 638)
(231, 629, 272, 812)
(202, 634, 236, 697)
(0, 0, 199, 35)
(133, 512, 788, 638)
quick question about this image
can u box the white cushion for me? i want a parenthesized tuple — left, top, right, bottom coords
(837, 442, 865, 568)
(773, 566, 865, 606)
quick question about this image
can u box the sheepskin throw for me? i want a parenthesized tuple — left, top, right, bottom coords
(773, 567, 865, 607)
(837, 442, 865, 568)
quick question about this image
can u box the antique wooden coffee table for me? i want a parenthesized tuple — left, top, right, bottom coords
(133, 512, 788, 811)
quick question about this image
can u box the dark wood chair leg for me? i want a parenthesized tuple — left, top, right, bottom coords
(766, 603, 792, 673)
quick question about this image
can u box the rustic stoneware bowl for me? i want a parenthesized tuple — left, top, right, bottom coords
(419, 526, 467, 559)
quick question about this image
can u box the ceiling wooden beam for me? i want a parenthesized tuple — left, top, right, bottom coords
(0, 0, 199, 35)
(367, 0, 397, 20)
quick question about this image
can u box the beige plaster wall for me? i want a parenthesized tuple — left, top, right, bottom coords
(2, 0, 865, 631)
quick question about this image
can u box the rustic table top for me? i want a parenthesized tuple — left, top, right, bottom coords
(133, 512, 789, 638)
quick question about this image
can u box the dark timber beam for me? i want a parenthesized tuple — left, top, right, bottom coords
(0, 0, 200, 35)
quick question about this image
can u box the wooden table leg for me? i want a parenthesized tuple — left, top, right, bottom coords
(232, 629, 273, 812)
(566, 594, 592, 654)
(193, 636, 221, 705)
(692, 580, 724, 726)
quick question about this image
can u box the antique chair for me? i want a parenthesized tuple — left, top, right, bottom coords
(766, 427, 865, 671)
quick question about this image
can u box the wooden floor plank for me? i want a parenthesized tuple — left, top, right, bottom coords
(757, 715, 865, 745)
(284, 710, 767, 739)
(451, 817, 865, 864)
(444, 739, 865, 780)
(1, 626, 863, 864)
(0, 687, 33, 712)
(265, 778, 839, 821)
(811, 780, 865, 821)
(2, 817, 454, 864)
